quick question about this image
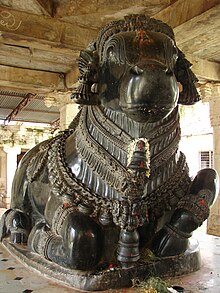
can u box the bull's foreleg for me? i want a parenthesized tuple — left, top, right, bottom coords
(152, 168, 218, 256)
(28, 194, 103, 270)
(0, 209, 31, 243)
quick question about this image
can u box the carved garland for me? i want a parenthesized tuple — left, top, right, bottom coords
(47, 131, 189, 228)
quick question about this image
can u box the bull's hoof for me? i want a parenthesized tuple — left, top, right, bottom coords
(151, 224, 189, 257)
(10, 229, 29, 244)
(0, 209, 30, 244)
(0, 209, 12, 241)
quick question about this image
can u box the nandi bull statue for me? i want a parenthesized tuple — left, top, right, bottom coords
(0, 15, 218, 291)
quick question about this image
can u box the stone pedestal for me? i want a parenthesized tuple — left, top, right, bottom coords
(3, 146, 21, 208)
(2, 238, 201, 291)
(200, 83, 220, 236)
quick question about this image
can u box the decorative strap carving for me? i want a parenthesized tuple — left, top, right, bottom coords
(52, 205, 76, 235)
(76, 106, 130, 192)
(30, 223, 58, 260)
(165, 223, 192, 239)
(177, 189, 212, 223)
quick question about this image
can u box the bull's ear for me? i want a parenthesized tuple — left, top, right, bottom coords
(71, 48, 100, 105)
(175, 49, 200, 105)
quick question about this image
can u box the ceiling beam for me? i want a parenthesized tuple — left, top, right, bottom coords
(33, 0, 54, 17)
(0, 43, 76, 73)
(174, 4, 220, 61)
(0, 6, 98, 54)
(174, 4, 220, 44)
(4, 93, 36, 123)
(188, 56, 220, 82)
(53, 0, 176, 20)
(154, 0, 219, 28)
(0, 65, 65, 93)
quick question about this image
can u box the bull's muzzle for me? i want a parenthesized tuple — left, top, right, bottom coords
(119, 62, 179, 123)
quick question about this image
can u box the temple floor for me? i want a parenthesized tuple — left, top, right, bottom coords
(0, 208, 220, 293)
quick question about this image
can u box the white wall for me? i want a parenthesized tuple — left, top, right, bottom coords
(179, 101, 213, 178)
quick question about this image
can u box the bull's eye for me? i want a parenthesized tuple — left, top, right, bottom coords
(130, 65, 144, 75)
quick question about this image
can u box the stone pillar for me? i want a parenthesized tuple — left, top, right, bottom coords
(3, 145, 21, 208)
(59, 103, 79, 130)
(0, 148, 7, 207)
(200, 83, 220, 236)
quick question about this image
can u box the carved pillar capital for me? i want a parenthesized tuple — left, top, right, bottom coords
(198, 82, 220, 102)
(44, 90, 74, 109)
(44, 88, 80, 131)
(3, 145, 21, 155)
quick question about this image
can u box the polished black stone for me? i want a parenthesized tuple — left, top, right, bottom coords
(0, 14, 218, 291)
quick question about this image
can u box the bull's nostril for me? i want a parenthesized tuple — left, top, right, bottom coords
(131, 66, 144, 75)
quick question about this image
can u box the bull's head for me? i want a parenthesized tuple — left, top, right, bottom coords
(72, 15, 200, 123)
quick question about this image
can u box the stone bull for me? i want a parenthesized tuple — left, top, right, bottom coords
(0, 15, 218, 288)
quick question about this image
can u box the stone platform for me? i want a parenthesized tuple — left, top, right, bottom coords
(2, 238, 201, 291)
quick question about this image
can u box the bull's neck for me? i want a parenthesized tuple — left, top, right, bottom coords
(76, 105, 181, 166)
(103, 107, 151, 139)
(102, 106, 180, 140)
(77, 106, 180, 177)
(75, 105, 181, 194)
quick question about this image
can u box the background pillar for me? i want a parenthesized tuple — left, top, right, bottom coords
(3, 145, 21, 208)
(59, 103, 79, 131)
(200, 83, 220, 236)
